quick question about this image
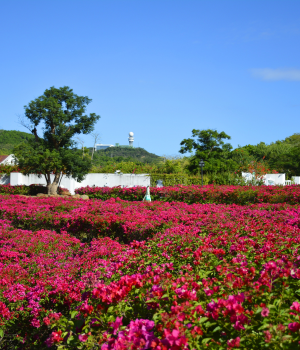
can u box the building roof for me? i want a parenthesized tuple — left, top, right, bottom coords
(0, 155, 9, 163)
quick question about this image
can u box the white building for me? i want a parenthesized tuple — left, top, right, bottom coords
(128, 132, 134, 146)
(0, 154, 16, 165)
(95, 144, 114, 151)
(95, 132, 135, 151)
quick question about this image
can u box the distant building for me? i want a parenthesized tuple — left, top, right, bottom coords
(128, 132, 134, 146)
(95, 144, 114, 151)
(0, 154, 15, 165)
(95, 132, 135, 151)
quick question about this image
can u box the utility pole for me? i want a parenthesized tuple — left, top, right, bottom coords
(199, 159, 205, 187)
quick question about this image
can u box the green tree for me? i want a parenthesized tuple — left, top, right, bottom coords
(179, 129, 236, 173)
(179, 129, 232, 156)
(13, 86, 100, 195)
(275, 146, 300, 177)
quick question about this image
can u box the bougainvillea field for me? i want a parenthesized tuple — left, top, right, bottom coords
(0, 186, 300, 349)
(75, 184, 300, 205)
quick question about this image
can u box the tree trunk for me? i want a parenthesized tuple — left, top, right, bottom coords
(47, 183, 58, 195)
(45, 173, 51, 195)
(91, 145, 95, 160)
(46, 173, 61, 195)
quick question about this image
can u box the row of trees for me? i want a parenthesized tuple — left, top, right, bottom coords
(7, 86, 300, 194)
(179, 129, 300, 178)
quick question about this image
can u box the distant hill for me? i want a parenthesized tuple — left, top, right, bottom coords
(91, 147, 162, 166)
(0, 129, 162, 165)
(0, 129, 33, 155)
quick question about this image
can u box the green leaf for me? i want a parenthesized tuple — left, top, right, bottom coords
(255, 307, 262, 314)
(213, 326, 221, 332)
(146, 299, 156, 303)
(71, 311, 78, 318)
(199, 317, 208, 323)
(202, 337, 212, 344)
(107, 306, 114, 313)
(258, 324, 270, 330)
(67, 335, 74, 344)
(0, 329, 4, 338)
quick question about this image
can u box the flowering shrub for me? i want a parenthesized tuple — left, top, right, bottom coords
(1, 194, 300, 348)
(75, 184, 300, 205)
(1, 195, 300, 242)
(0, 164, 20, 175)
(0, 184, 47, 195)
(0, 184, 70, 196)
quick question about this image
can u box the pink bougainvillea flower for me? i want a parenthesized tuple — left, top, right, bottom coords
(264, 330, 272, 343)
(227, 336, 240, 348)
(45, 331, 63, 347)
(288, 322, 300, 332)
(78, 334, 89, 342)
(290, 302, 300, 313)
(31, 318, 40, 328)
(111, 317, 123, 335)
(261, 307, 270, 317)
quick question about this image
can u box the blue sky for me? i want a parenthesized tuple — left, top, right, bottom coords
(0, 0, 299, 156)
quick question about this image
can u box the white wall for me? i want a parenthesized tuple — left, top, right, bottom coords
(242, 172, 286, 185)
(263, 174, 286, 186)
(292, 176, 300, 185)
(10, 173, 150, 194)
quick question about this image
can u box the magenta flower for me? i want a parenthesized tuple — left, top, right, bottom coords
(78, 334, 89, 342)
(264, 330, 272, 343)
(288, 322, 300, 332)
(31, 318, 40, 328)
(227, 336, 240, 348)
(290, 301, 300, 313)
(111, 317, 123, 335)
(261, 307, 269, 317)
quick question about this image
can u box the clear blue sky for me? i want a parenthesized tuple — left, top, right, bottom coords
(0, 0, 299, 156)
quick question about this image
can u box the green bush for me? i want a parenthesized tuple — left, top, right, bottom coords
(149, 174, 209, 186)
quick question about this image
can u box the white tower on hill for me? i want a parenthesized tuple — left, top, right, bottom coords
(128, 132, 134, 147)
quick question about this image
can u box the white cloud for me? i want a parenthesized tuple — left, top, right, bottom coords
(251, 68, 300, 81)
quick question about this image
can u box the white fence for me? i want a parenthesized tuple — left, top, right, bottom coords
(9, 173, 150, 195)
(242, 173, 300, 186)
(292, 176, 300, 185)
(1, 172, 299, 194)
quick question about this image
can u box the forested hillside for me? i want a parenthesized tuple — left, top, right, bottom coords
(0, 129, 33, 155)
(0, 129, 162, 164)
(90, 146, 162, 166)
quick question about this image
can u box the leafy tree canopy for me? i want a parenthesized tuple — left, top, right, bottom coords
(179, 129, 235, 174)
(235, 133, 300, 176)
(179, 129, 232, 158)
(14, 86, 100, 194)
